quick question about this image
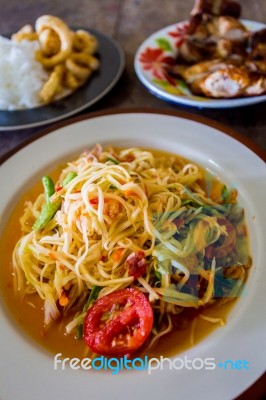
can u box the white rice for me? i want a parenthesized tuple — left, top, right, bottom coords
(0, 35, 49, 110)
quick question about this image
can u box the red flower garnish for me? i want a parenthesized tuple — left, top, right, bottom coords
(139, 47, 175, 84)
(168, 22, 189, 48)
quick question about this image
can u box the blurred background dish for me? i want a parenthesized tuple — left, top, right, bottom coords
(135, 20, 266, 109)
(0, 110, 266, 400)
(0, 28, 124, 130)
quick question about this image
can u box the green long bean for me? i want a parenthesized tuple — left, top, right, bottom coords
(42, 176, 55, 202)
(84, 285, 102, 311)
(62, 172, 77, 187)
(33, 172, 78, 231)
(33, 200, 61, 231)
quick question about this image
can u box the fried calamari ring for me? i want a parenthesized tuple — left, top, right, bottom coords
(65, 58, 91, 80)
(11, 25, 38, 42)
(39, 28, 61, 56)
(39, 64, 65, 103)
(65, 52, 99, 80)
(73, 30, 98, 54)
(76, 53, 100, 70)
(64, 70, 82, 90)
(35, 15, 73, 68)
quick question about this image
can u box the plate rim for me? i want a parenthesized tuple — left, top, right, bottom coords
(0, 29, 125, 131)
(1, 107, 265, 165)
(134, 19, 266, 109)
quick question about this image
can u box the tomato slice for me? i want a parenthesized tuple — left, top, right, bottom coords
(83, 288, 153, 356)
(205, 218, 236, 259)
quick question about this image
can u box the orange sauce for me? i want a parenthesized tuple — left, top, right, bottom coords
(0, 150, 248, 360)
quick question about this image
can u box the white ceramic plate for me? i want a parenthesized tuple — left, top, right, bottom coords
(0, 110, 266, 400)
(0, 29, 124, 131)
(134, 20, 266, 109)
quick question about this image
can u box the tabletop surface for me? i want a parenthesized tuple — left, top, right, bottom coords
(0, 0, 265, 399)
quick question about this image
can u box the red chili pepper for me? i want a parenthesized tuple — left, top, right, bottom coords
(89, 198, 98, 205)
(173, 218, 185, 229)
(126, 251, 147, 279)
(125, 154, 135, 162)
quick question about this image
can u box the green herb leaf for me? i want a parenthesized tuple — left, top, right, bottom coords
(62, 172, 77, 187)
(76, 323, 84, 340)
(76, 286, 102, 340)
(84, 286, 102, 311)
(156, 38, 172, 51)
(106, 157, 119, 165)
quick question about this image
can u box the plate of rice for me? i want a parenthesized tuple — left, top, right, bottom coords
(0, 27, 124, 131)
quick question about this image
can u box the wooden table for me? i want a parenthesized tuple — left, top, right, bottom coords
(0, 1, 265, 399)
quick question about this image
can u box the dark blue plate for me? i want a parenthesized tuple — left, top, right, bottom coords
(0, 28, 124, 130)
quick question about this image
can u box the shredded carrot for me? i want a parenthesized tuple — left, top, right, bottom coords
(124, 190, 140, 199)
(143, 183, 148, 195)
(112, 248, 124, 262)
(210, 180, 224, 202)
(89, 198, 109, 205)
(59, 265, 65, 271)
(49, 252, 57, 261)
(59, 291, 69, 307)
